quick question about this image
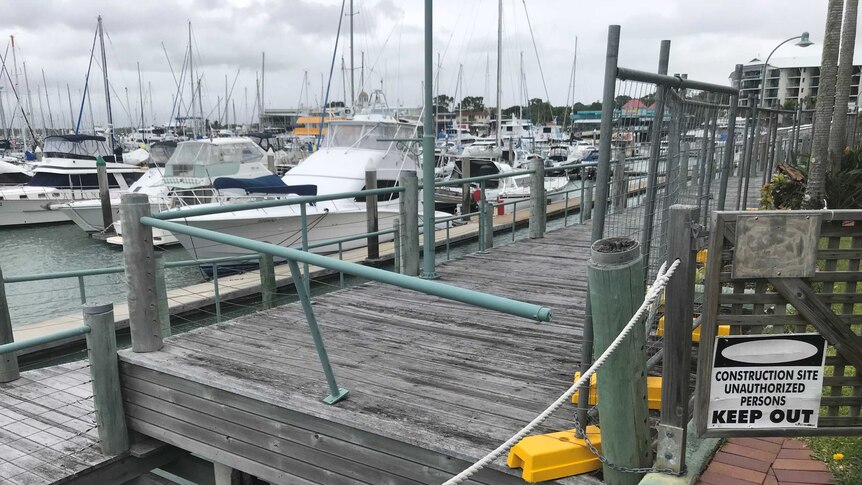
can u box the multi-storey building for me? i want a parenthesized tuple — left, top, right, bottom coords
(730, 55, 861, 110)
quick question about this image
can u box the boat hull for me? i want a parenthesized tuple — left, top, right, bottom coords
(0, 198, 73, 226)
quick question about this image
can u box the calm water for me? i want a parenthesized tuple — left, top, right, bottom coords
(0, 223, 204, 327)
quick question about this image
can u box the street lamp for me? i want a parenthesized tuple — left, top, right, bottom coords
(759, 32, 814, 109)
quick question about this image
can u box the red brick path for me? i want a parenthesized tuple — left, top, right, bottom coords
(697, 437, 834, 485)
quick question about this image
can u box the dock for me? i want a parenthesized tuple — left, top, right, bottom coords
(0, 174, 761, 484)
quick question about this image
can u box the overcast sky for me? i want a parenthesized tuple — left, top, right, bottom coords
(0, 0, 851, 129)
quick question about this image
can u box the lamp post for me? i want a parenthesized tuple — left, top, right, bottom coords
(758, 32, 814, 109)
(751, 32, 813, 180)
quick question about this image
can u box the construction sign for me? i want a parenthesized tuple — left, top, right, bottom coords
(707, 334, 827, 430)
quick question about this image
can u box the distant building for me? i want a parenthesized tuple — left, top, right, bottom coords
(730, 55, 862, 110)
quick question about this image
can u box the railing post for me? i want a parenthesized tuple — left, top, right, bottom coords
(120, 193, 163, 352)
(83, 302, 129, 455)
(398, 170, 419, 276)
(0, 264, 19, 383)
(212, 264, 221, 323)
(588, 237, 650, 485)
(529, 158, 546, 238)
(285, 259, 348, 404)
(393, 218, 402, 274)
(592, 24, 621, 241)
(154, 253, 171, 338)
(483, 202, 494, 250)
(717, 64, 741, 211)
(365, 169, 380, 261)
(78, 275, 87, 304)
(701, 100, 720, 225)
(611, 149, 627, 213)
(679, 141, 690, 191)
(583, 179, 593, 221)
(259, 253, 276, 310)
(96, 155, 115, 235)
(657, 205, 698, 474)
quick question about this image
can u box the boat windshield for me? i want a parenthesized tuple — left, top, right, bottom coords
(165, 141, 265, 178)
(43, 137, 112, 160)
(327, 122, 411, 151)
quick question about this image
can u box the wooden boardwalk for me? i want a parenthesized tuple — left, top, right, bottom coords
(0, 174, 763, 484)
(119, 226, 600, 484)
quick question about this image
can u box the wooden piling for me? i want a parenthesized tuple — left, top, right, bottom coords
(365, 170, 380, 260)
(0, 264, 19, 382)
(588, 237, 651, 485)
(399, 171, 419, 276)
(84, 302, 129, 455)
(483, 203, 494, 250)
(120, 193, 163, 352)
(461, 158, 472, 221)
(657, 205, 698, 473)
(96, 156, 115, 235)
(529, 158, 545, 238)
(260, 253, 276, 310)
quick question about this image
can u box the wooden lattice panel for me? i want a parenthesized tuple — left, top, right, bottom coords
(695, 210, 862, 437)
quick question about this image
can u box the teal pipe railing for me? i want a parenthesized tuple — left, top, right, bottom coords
(0, 324, 91, 355)
(140, 216, 552, 322)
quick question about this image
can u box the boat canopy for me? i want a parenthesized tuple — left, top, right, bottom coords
(212, 175, 317, 196)
(149, 141, 177, 168)
(165, 140, 265, 178)
(326, 121, 412, 151)
(43, 135, 112, 160)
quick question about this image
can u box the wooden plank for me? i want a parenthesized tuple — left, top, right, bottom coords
(770, 278, 862, 370)
(121, 363, 532, 485)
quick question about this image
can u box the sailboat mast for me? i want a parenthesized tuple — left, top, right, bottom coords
(138, 62, 145, 128)
(11, 36, 26, 150)
(349, 0, 355, 108)
(23, 61, 35, 143)
(97, 16, 114, 150)
(87, 84, 95, 134)
(260, 52, 265, 125)
(495, 0, 502, 145)
(66, 84, 74, 132)
(0, 83, 8, 140)
(188, 22, 196, 137)
(42, 69, 54, 131)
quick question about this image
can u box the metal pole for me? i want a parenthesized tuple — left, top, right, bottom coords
(495, 0, 503, 146)
(483, 203, 494, 250)
(529, 158, 545, 238)
(577, 23, 620, 439)
(611, 149, 627, 213)
(656, 205, 698, 474)
(0, 263, 19, 383)
(285, 259, 349, 405)
(421, 0, 439, 280)
(96, 156, 114, 234)
(120, 193, 163, 352)
(641, 39, 671, 280)
(365, 170, 380, 260)
(399, 170, 419, 276)
(393, 218, 402, 274)
(592, 25, 620, 241)
(702, 99, 720, 223)
(83, 302, 130, 455)
(461, 158, 472, 222)
(212, 264, 221, 323)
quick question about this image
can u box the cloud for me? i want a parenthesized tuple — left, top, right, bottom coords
(0, 0, 850, 129)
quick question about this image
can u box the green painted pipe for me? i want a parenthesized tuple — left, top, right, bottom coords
(0, 325, 91, 355)
(141, 217, 552, 322)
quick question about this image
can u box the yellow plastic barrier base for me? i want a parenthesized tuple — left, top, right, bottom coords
(571, 372, 663, 410)
(507, 426, 602, 483)
(655, 316, 730, 343)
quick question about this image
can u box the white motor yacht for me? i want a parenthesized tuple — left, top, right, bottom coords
(162, 92, 446, 266)
(0, 160, 31, 186)
(0, 135, 145, 227)
(104, 137, 275, 246)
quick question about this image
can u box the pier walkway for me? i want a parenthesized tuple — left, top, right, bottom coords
(1, 176, 761, 484)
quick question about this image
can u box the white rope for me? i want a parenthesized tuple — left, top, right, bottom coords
(442, 258, 683, 485)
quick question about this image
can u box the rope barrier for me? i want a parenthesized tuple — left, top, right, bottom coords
(442, 258, 682, 485)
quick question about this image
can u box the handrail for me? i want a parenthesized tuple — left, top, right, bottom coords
(3, 254, 262, 284)
(141, 216, 552, 322)
(0, 324, 91, 355)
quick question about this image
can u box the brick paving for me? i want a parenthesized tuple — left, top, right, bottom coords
(697, 437, 834, 485)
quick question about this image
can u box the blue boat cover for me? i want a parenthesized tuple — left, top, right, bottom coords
(213, 175, 318, 196)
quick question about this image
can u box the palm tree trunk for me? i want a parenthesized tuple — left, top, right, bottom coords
(829, 0, 859, 171)
(804, 0, 844, 209)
